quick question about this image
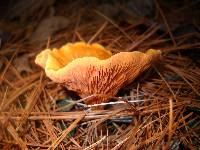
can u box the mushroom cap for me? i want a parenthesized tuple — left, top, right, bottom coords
(35, 42, 161, 104)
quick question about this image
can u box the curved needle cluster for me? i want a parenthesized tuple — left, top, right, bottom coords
(35, 42, 161, 105)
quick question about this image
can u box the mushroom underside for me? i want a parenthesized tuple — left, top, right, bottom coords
(46, 52, 156, 104)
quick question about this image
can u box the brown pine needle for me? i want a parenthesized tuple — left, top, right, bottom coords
(6, 123, 28, 150)
(155, 0, 177, 46)
(154, 66, 177, 100)
(94, 10, 134, 42)
(127, 24, 160, 51)
(16, 75, 44, 131)
(84, 136, 106, 150)
(168, 97, 174, 146)
(1, 79, 40, 111)
(48, 114, 85, 150)
(88, 22, 108, 44)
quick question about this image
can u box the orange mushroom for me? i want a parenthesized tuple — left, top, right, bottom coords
(35, 42, 161, 105)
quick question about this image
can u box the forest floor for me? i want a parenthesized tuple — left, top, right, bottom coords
(0, 0, 200, 149)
